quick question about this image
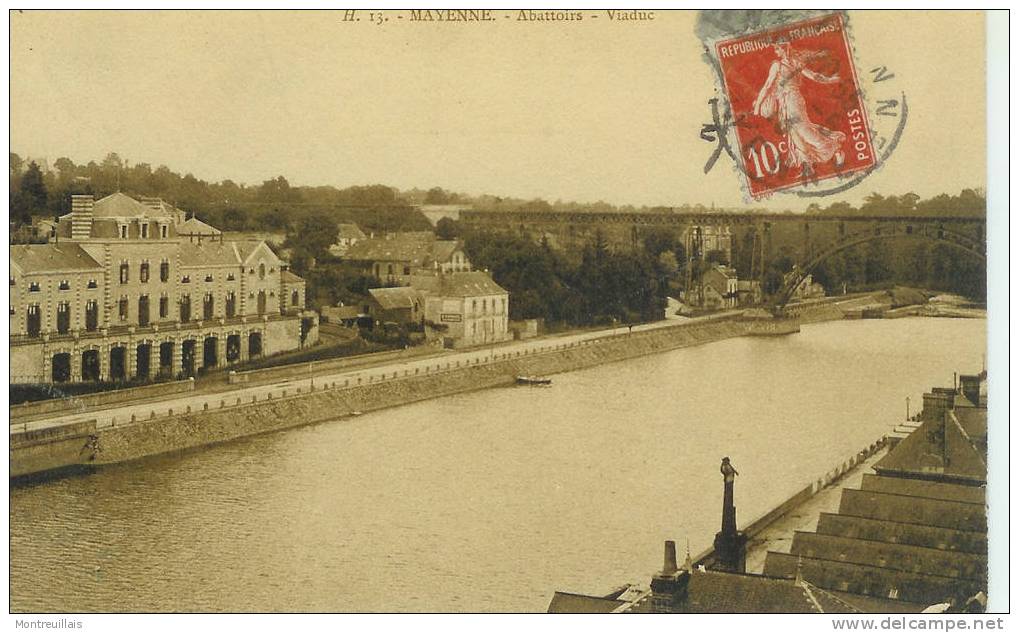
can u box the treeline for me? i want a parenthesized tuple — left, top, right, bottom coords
(805, 190, 986, 218)
(7, 152, 433, 236)
(460, 227, 685, 326)
(811, 240, 985, 300)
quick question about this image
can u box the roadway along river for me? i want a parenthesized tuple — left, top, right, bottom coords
(10, 317, 986, 613)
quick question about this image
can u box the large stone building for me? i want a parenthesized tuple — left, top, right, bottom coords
(10, 193, 313, 384)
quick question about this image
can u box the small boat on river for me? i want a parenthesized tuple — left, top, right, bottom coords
(516, 376, 552, 386)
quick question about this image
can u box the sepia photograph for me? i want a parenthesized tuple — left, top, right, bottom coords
(6, 7, 1008, 625)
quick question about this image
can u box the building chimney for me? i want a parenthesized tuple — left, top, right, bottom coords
(712, 456, 747, 573)
(70, 195, 94, 240)
(650, 540, 689, 614)
(662, 540, 678, 575)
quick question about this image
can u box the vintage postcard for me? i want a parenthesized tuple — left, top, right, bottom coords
(6, 7, 1006, 626)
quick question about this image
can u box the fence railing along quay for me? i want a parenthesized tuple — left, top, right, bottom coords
(18, 314, 740, 435)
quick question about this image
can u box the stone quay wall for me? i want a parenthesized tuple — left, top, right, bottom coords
(12, 302, 847, 478)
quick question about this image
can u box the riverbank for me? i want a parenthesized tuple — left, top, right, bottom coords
(9, 297, 865, 480)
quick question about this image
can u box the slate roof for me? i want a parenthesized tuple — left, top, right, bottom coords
(178, 242, 243, 268)
(814, 513, 987, 555)
(232, 240, 279, 264)
(681, 570, 833, 613)
(546, 591, 627, 614)
(345, 233, 435, 265)
(434, 271, 507, 297)
(178, 217, 222, 235)
(858, 473, 985, 504)
(763, 552, 986, 607)
(92, 192, 157, 218)
(430, 240, 462, 263)
(369, 286, 421, 311)
(873, 414, 986, 483)
(342, 233, 466, 268)
(336, 223, 367, 240)
(10, 243, 103, 273)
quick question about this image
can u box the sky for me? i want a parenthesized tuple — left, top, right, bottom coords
(10, 10, 987, 209)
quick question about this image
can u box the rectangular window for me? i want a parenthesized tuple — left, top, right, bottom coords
(203, 293, 214, 320)
(120, 225, 128, 239)
(160, 261, 170, 282)
(29, 282, 40, 292)
(140, 262, 150, 283)
(85, 300, 98, 331)
(119, 262, 129, 284)
(160, 225, 168, 239)
(88, 279, 98, 289)
(56, 302, 70, 334)
(138, 295, 150, 327)
(118, 297, 129, 320)
(26, 304, 41, 337)
(226, 292, 236, 318)
(59, 280, 70, 290)
(141, 223, 149, 239)
(180, 295, 191, 322)
(159, 295, 169, 319)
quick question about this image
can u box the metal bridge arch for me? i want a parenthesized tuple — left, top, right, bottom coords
(771, 223, 986, 312)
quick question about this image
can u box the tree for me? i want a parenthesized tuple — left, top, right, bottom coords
(12, 161, 47, 224)
(425, 187, 451, 205)
(435, 217, 461, 240)
(260, 176, 298, 204)
(289, 213, 338, 263)
(9, 152, 23, 179)
(53, 157, 76, 180)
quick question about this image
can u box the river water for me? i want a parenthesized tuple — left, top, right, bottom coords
(10, 317, 986, 613)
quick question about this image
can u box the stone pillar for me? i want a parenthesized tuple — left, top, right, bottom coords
(70, 349, 82, 383)
(98, 344, 109, 382)
(712, 456, 747, 573)
(41, 346, 51, 383)
(126, 340, 136, 379)
(217, 336, 227, 369)
(171, 338, 182, 377)
(149, 343, 160, 379)
(239, 330, 250, 362)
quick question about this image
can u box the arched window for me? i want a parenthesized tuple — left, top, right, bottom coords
(291, 289, 300, 308)
(259, 263, 266, 280)
(257, 290, 267, 315)
(203, 293, 214, 320)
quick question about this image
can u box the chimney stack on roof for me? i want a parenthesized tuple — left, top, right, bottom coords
(70, 195, 94, 240)
(662, 540, 679, 575)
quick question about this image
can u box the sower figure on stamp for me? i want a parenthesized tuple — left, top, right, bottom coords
(753, 41, 847, 176)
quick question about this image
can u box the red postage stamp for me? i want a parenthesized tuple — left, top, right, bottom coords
(714, 12, 875, 199)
